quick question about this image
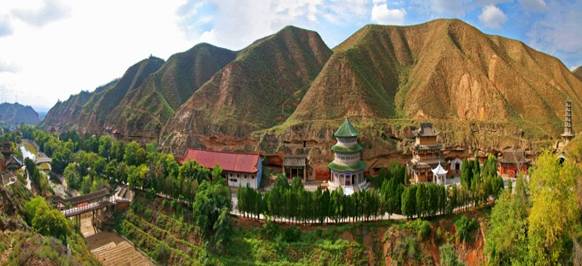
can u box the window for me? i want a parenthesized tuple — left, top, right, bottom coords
(230, 178, 238, 183)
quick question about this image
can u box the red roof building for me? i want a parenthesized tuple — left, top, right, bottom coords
(180, 149, 263, 188)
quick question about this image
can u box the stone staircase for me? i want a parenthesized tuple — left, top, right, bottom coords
(91, 241, 153, 266)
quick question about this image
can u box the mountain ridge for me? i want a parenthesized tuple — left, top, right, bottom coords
(0, 102, 40, 128)
(107, 43, 236, 139)
(159, 26, 332, 152)
(40, 19, 582, 158)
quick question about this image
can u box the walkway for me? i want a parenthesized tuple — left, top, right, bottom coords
(59, 187, 131, 218)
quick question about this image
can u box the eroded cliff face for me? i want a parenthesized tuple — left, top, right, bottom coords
(159, 26, 333, 153)
(107, 44, 236, 140)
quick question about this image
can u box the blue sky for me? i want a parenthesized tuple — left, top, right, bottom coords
(0, 0, 580, 111)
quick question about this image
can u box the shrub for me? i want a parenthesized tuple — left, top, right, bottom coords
(282, 226, 301, 242)
(153, 242, 171, 263)
(440, 244, 464, 266)
(407, 219, 431, 240)
(455, 215, 479, 243)
(261, 220, 281, 240)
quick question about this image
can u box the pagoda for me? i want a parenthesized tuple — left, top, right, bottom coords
(561, 100, 575, 141)
(328, 118, 367, 195)
(408, 123, 445, 183)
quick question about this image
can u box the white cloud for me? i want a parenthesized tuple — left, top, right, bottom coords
(177, 0, 369, 50)
(371, 0, 406, 25)
(526, 1, 582, 68)
(479, 5, 507, 28)
(0, 0, 191, 109)
(12, 0, 71, 27)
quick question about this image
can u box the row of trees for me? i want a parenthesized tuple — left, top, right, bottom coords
(238, 176, 383, 223)
(238, 176, 503, 223)
(237, 158, 505, 223)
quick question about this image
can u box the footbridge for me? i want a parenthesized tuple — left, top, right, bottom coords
(54, 187, 133, 218)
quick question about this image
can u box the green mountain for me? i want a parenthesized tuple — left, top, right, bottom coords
(0, 102, 40, 128)
(41, 56, 165, 133)
(160, 26, 332, 152)
(107, 43, 236, 140)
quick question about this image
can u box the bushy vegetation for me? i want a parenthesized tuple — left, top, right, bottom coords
(24, 158, 49, 194)
(440, 243, 464, 266)
(24, 197, 69, 242)
(485, 151, 580, 265)
(120, 192, 368, 265)
(454, 215, 479, 244)
(21, 126, 220, 200)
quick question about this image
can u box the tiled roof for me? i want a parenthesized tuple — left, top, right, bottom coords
(328, 161, 366, 172)
(180, 149, 260, 174)
(416, 122, 437, 137)
(500, 150, 530, 164)
(334, 118, 359, 138)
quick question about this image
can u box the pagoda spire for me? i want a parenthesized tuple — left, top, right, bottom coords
(561, 100, 575, 141)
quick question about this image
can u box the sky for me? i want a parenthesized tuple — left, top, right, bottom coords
(0, 0, 580, 112)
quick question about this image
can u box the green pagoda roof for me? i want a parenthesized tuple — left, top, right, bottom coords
(334, 118, 359, 138)
(331, 143, 363, 154)
(328, 161, 366, 172)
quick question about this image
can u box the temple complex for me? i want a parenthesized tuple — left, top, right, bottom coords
(328, 119, 367, 195)
(498, 149, 531, 178)
(408, 123, 445, 183)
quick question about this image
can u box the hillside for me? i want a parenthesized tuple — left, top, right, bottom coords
(0, 182, 99, 265)
(289, 19, 582, 134)
(160, 26, 332, 153)
(575, 66, 582, 81)
(107, 43, 236, 139)
(41, 82, 113, 131)
(41, 57, 164, 133)
(0, 102, 40, 128)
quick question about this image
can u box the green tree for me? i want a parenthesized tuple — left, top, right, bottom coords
(528, 151, 579, 264)
(128, 164, 149, 189)
(401, 186, 417, 218)
(32, 208, 70, 242)
(485, 184, 528, 265)
(64, 163, 81, 190)
(124, 141, 146, 166)
(192, 179, 232, 251)
(24, 197, 70, 243)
